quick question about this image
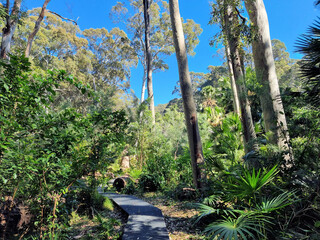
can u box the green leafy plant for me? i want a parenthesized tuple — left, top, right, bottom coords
(95, 211, 121, 239)
(204, 213, 270, 240)
(195, 165, 294, 240)
(0, 55, 128, 239)
(227, 165, 279, 201)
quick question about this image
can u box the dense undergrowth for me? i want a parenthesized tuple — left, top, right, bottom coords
(1, 35, 320, 239)
(0, 0, 320, 239)
(0, 56, 127, 239)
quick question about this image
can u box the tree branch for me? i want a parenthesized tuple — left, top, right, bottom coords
(47, 10, 78, 25)
(234, 7, 246, 25)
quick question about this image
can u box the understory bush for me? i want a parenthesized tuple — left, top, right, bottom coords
(0, 55, 128, 239)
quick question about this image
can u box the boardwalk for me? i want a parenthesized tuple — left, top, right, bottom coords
(99, 191, 170, 240)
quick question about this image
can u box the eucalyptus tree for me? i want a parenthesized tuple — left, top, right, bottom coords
(225, 43, 241, 115)
(169, 0, 205, 189)
(244, 0, 293, 166)
(271, 39, 301, 90)
(111, 0, 202, 121)
(211, 0, 257, 153)
(25, 0, 51, 58)
(83, 27, 137, 89)
(1, 0, 22, 59)
(143, 0, 155, 123)
(14, 9, 87, 71)
(210, 1, 240, 116)
(14, 9, 137, 112)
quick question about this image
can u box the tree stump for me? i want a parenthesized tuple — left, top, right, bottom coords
(121, 156, 130, 170)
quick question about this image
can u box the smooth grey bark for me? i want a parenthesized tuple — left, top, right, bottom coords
(169, 0, 205, 189)
(25, 0, 51, 58)
(1, 0, 22, 59)
(140, 60, 147, 103)
(224, 4, 257, 153)
(244, 0, 293, 167)
(143, 0, 155, 124)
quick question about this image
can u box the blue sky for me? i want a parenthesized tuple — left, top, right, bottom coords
(24, 0, 319, 105)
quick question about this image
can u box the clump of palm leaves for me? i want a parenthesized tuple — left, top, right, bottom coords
(195, 165, 295, 240)
(296, 16, 320, 107)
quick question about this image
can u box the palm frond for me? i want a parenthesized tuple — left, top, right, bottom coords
(228, 165, 279, 200)
(193, 202, 236, 224)
(296, 18, 320, 106)
(256, 191, 295, 213)
(204, 213, 268, 240)
(206, 155, 227, 172)
(203, 194, 221, 206)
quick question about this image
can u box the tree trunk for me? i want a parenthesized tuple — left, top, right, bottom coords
(143, 0, 155, 124)
(169, 0, 206, 189)
(244, 0, 293, 167)
(225, 43, 241, 116)
(140, 61, 147, 103)
(224, 4, 257, 153)
(25, 0, 51, 58)
(1, 0, 22, 59)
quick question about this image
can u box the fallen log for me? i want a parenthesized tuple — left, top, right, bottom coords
(113, 177, 131, 192)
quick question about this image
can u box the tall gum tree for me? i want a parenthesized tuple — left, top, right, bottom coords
(25, 0, 51, 58)
(244, 0, 293, 167)
(223, 3, 257, 153)
(143, 0, 155, 124)
(111, 0, 202, 112)
(211, 0, 256, 153)
(169, 0, 206, 189)
(225, 42, 241, 116)
(210, 0, 240, 116)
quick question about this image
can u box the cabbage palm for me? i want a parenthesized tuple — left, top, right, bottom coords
(226, 165, 279, 202)
(296, 18, 320, 107)
(195, 165, 294, 239)
(196, 192, 292, 240)
(204, 213, 270, 240)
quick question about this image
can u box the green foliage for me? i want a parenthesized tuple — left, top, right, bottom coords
(195, 165, 294, 240)
(94, 210, 121, 239)
(65, 210, 121, 240)
(0, 55, 128, 238)
(138, 173, 161, 192)
(121, 178, 137, 195)
(203, 214, 268, 240)
(203, 105, 244, 171)
(13, 9, 138, 113)
(227, 165, 279, 201)
(128, 168, 143, 180)
(127, 103, 194, 189)
(296, 18, 320, 106)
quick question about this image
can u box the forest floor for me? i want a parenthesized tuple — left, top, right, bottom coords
(66, 203, 127, 239)
(135, 192, 206, 240)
